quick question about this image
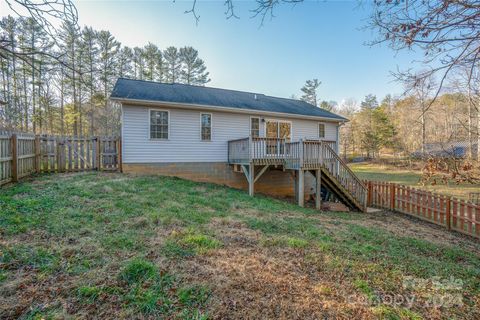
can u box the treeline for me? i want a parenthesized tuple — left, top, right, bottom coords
(339, 93, 479, 159)
(0, 16, 210, 136)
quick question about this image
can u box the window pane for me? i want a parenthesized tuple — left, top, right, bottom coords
(201, 113, 211, 140)
(319, 124, 325, 138)
(279, 122, 291, 140)
(150, 111, 168, 139)
(251, 118, 260, 138)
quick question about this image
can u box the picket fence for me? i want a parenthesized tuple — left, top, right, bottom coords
(366, 181, 480, 239)
(0, 132, 121, 186)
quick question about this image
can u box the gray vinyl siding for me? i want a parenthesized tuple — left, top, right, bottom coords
(122, 104, 339, 163)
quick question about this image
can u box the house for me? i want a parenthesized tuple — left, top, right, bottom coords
(110, 78, 367, 211)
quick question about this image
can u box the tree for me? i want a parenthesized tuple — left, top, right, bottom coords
(58, 20, 80, 135)
(404, 74, 436, 154)
(338, 98, 358, 158)
(179, 46, 210, 85)
(117, 46, 133, 79)
(358, 94, 380, 157)
(369, 0, 480, 102)
(360, 94, 378, 110)
(300, 78, 321, 106)
(132, 47, 144, 80)
(320, 100, 337, 112)
(163, 46, 181, 83)
(142, 43, 161, 81)
(1, 14, 212, 135)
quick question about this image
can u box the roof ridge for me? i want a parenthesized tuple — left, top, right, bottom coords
(116, 78, 309, 103)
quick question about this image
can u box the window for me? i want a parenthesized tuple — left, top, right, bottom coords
(201, 113, 211, 141)
(150, 110, 169, 139)
(318, 123, 325, 138)
(251, 117, 260, 137)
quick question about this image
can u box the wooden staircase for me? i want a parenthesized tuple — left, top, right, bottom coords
(285, 140, 367, 212)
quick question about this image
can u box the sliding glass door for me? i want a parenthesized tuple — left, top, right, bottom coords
(265, 120, 291, 155)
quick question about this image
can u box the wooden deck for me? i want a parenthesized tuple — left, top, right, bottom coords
(227, 137, 367, 212)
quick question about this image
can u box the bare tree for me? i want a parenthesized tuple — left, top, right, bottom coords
(369, 0, 480, 108)
(402, 73, 436, 155)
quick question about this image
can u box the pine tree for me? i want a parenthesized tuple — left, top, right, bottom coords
(117, 46, 133, 79)
(300, 79, 321, 106)
(132, 47, 144, 80)
(141, 43, 161, 81)
(163, 46, 181, 83)
(81, 26, 99, 135)
(179, 46, 210, 85)
(58, 20, 81, 135)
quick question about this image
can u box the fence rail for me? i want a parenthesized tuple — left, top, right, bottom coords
(366, 181, 480, 239)
(0, 133, 121, 186)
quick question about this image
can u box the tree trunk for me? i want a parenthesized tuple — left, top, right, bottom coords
(421, 104, 426, 155)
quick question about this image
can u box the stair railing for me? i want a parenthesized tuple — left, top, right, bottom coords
(317, 141, 368, 210)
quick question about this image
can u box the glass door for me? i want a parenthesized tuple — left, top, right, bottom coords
(266, 120, 291, 155)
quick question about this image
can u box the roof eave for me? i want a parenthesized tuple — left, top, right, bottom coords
(110, 97, 348, 123)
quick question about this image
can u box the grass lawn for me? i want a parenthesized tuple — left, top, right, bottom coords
(1, 172, 479, 319)
(350, 162, 480, 200)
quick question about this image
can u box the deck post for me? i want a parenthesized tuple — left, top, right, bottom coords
(298, 169, 304, 207)
(316, 169, 322, 210)
(293, 170, 298, 202)
(249, 164, 254, 196)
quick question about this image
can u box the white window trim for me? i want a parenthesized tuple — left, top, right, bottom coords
(149, 108, 170, 140)
(200, 112, 212, 141)
(263, 119, 293, 141)
(318, 122, 326, 139)
(250, 116, 260, 138)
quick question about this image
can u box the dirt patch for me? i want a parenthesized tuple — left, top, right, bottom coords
(172, 219, 373, 319)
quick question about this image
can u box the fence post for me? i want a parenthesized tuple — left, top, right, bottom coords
(446, 197, 451, 230)
(390, 183, 396, 210)
(118, 137, 122, 172)
(56, 137, 62, 173)
(96, 137, 101, 171)
(11, 134, 18, 182)
(367, 181, 373, 207)
(34, 135, 40, 173)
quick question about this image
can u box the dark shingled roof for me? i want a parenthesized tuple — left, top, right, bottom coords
(110, 78, 347, 121)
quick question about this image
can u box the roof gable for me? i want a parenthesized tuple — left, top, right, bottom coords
(110, 78, 347, 121)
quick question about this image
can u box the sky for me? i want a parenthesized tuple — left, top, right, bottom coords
(5, 0, 426, 104)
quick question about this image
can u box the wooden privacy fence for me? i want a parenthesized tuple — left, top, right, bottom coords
(366, 181, 480, 239)
(0, 133, 121, 186)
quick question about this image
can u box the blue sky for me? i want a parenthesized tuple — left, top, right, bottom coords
(73, 0, 423, 104)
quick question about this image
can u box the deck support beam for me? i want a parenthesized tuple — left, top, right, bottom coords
(316, 169, 322, 210)
(297, 169, 304, 207)
(254, 165, 270, 183)
(249, 164, 254, 196)
(241, 164, 255, 196)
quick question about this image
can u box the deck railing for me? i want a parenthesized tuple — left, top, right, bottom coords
(227, 137, 250, 164)
(251, 137, 286, 164)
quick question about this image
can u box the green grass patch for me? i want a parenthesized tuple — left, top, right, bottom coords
(77, 285, 102, 303)
(119, 258, 158, 285)
(162, 229, 221, 258)
(0, 245, 60, 273)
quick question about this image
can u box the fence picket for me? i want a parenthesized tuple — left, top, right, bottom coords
(0, 132, 120, 187)
(366, 180, 480, 239)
